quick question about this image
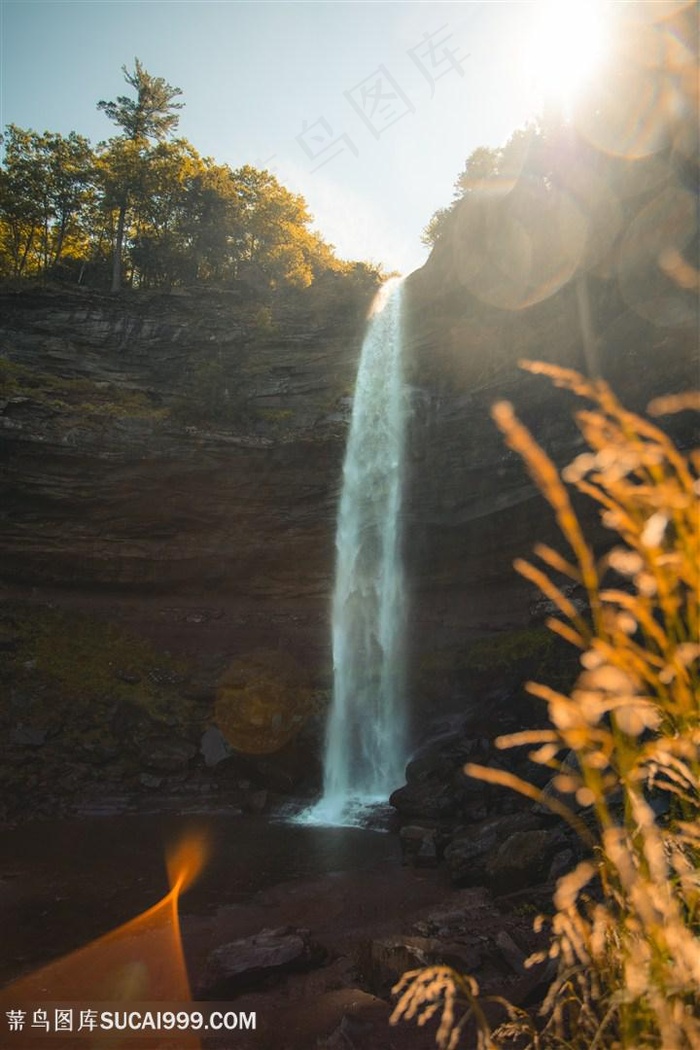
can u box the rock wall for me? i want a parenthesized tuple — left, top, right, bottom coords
(0, 280, 373, 672)
(0, 219, 697, 792)
(401, 205, 698, 726)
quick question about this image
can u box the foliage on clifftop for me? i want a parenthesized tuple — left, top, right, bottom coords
(415, 1, 697, 367)
(0, 60, 382, 292)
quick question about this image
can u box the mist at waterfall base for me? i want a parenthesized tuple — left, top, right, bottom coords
(295, 277, 409, 829)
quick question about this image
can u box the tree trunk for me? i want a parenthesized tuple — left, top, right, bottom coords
(16, 227, 35, 277)
(111, 199, 127, 293)
(52, 216, 68, 268)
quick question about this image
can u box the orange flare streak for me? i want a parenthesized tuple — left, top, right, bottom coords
(0, 831, 210, 1048)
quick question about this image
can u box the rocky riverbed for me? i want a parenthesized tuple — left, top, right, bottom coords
(0, 805, 564, 1050)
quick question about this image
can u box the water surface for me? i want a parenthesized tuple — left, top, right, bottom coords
(0, 809, 399, 988)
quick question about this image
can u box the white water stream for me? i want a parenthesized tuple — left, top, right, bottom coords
(303, 277, 408, 826)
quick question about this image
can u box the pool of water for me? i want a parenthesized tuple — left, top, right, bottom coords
(0, 807, 400, 988)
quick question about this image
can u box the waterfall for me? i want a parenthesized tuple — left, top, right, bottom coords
(308, 276, 408, 826)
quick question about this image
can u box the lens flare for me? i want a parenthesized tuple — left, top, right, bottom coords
(0, 831, 210, 1048)
(522, 0, 610, 115)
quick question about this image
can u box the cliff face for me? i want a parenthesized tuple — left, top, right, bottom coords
(402, 200, 698, 716)
(0, 279, 374, 672)
(0, 219, 697, 747)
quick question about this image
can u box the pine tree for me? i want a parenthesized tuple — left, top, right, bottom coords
(97, 59, 183, 292)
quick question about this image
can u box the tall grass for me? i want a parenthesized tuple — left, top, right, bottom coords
(391, 365, 699, 1049)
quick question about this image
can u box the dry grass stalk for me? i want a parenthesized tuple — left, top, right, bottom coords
(391, 367, 699, 1048)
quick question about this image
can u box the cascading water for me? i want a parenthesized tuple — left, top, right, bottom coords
(305, 276, 408, 826)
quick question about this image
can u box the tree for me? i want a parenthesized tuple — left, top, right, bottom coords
(229, 166, 334, 287)
(38, 131, 94, 270)
(183, 162, 244, 282)
(0, 125, 93, 277)
(128, 139, 205, 288)
(453, 145, 503, 198)
(421, 206, 451, 248)
(421, 146, 505, 248)
(97, 58, 183, 291)
(0, 125, 46, 275)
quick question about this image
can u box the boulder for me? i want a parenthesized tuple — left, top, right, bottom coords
(485, 829, 555, 893)
(197, 927, 327, 999)
(9, 725, 48, 747)
(389, 782, 460, 821)
(318, 993, 391, 1050)
(200, 725, 233, 768)
(243, 788, 268, 813)
(111, 700, 159, 741)
(399, 825, 439, 867)
(367, 936, 482, 996)
(444, 825, 500, 884)
(548, 847, 576, 882)
(444, 813, 544, 885)
(495, 930, 527, 974)
(138, 773, 163, 790)
(139, 733, 197, 773)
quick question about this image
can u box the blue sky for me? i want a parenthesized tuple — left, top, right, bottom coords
(0, 1, 563, 273)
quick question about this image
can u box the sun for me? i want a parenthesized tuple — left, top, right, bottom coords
(522, 0, 610, 115)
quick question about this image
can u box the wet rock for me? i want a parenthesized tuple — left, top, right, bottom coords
(548, 848, 575, 882)
(444, 813, 544, 885)
(485, 829, 555, 893)
(244, 788, 268, 813)
(217, 738, 322, 795)
(249, 742, 320, 794)
(200, 725, 233, 768)
(138, 773, 164, 789)
(367, 936, 482, 996)
(444, 824, 500, 884)
(111, 700, 158, 740)
(139, 733, 197, 773)
(9, 725, 48, 747)
(318, 994, 391, 1050)
(405, 731, 488, 785)
(212, 754, 244, 783)
(391, 727, 532, 823)
(198, 927, 327, 999)
(389, 781, 460, 820)
(495, 930, 527, 973)
(399, 825, 439, 867)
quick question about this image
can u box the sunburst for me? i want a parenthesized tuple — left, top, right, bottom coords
(522, 0, 610, 115)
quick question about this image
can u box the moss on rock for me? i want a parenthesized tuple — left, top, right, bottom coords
(215, 649, 318, 755)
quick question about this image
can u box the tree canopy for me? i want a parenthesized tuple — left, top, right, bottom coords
(0, 59, 350, 291)
(97, 59, 184, 143)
